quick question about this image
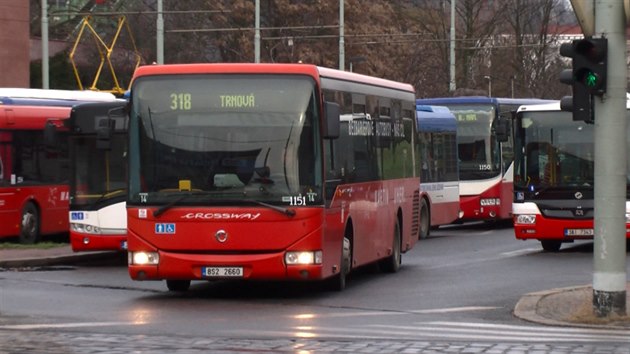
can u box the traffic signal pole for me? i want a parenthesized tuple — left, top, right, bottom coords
(592, 0, 627, 317)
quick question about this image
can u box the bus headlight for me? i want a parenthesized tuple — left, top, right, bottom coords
(129, 251, 159, 265)
(70, 223, 102, 235)
(515, 214, 536, 225)
(285, 251, 322, 265)
(480, 198, 500, 206)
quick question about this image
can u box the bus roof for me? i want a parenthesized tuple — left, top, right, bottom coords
(131, 63, 415, 93)
(0, 88, 116, 103)
(416, 105, 457, 132)
(416, 96, 552, 106)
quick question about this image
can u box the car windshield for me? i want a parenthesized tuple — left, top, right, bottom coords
(127, 74, 323, 206)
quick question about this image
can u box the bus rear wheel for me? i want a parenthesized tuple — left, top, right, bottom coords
(379, 218, 401, 273)
(541, 240, 562, 252)
(166, 280, 191, 292)
(19, 202, 40, 244)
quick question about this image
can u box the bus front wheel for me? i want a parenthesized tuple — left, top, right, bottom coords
(328, 235, 351, 291)
(19, 202, 40, 244)
(166, 280, 191, 292)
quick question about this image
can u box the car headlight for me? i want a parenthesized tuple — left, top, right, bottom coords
(129, 251, 159, 265)
(285, 251, 322, 265)
(515, 214, 536, 225)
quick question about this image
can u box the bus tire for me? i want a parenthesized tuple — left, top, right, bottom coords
(328, 234, 352, 291)
(19, 202, 40, 244)
(166, 280, 191, 292)
(540, 240, 561, 252)
(379, 218, 401, 273)
(419, 198, 430, 239)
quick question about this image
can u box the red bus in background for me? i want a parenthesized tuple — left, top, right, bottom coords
(67, 100, 129, 252)
(0, 89, 117, 243)
(512, 101, 630, 252)
(415, 97, 553, 223)
(125, 63, 420, 292)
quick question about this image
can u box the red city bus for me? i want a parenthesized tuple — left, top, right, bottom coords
(126, 63, 420, 291)
(0, 89, 117, 243)
(512, 101, 630, 251)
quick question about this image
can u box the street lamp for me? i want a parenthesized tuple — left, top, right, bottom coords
(484, 75, 492, 97)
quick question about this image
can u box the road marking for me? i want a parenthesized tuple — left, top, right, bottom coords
(410, 306, 500, 314)
(0, 322, 136, 330)
(289, 306, 499, 319)
(226, 321, 630, 343)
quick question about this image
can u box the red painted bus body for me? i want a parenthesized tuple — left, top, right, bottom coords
(0, 89, 119, 243)
(0, 105, 72, 242)
(126, 63, 420, 291)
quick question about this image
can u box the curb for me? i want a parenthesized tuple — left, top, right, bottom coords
(514, 285, 630, 330)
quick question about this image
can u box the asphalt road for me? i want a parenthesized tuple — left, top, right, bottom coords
(1, 222, 629, 353)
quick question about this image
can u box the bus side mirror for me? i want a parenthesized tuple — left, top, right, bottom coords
(96, 118, 115, 150)
(323, 101, 340, 139)
(43, 121, 58, 146)
(496, 119, 510, 143)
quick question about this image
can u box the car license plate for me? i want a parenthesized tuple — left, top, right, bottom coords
(202, 267, 243, 278)
(564, 229, 594, 236)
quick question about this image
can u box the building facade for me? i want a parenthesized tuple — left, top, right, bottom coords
(0, 0, 29, 87)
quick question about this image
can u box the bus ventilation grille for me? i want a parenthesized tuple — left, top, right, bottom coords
(411, 190, 420, 237)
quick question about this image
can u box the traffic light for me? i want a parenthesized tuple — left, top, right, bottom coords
(558, 38, 607, 122)
(573, 38, 608, 96)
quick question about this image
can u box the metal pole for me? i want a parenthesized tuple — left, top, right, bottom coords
(157, 0, 164, 64)
(41, 0, 49, 89)
(592, 0, 627, 317)
(339, 0, 344, 70)
(255, 0, 260, 63)
(449, 0, 456, 92)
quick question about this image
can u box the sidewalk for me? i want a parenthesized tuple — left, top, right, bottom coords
(0, 244, 119, 268)
(514, 282, 630, 329)
(1, 245, 629, 329)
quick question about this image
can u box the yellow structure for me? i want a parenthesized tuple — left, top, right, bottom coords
(69, 16, 141, 96)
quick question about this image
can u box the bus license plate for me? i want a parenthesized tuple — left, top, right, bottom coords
(564, 229, 594, 236)
(202, 267, 243, 278)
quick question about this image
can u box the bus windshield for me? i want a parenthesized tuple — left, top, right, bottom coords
(448, 104, 500, 180)
(128, 74, 322, 206)
(514, 111, 594, 191)
(70, 133, 127, 209)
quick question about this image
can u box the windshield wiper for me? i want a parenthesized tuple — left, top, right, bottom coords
(251, 200, 296, 217)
